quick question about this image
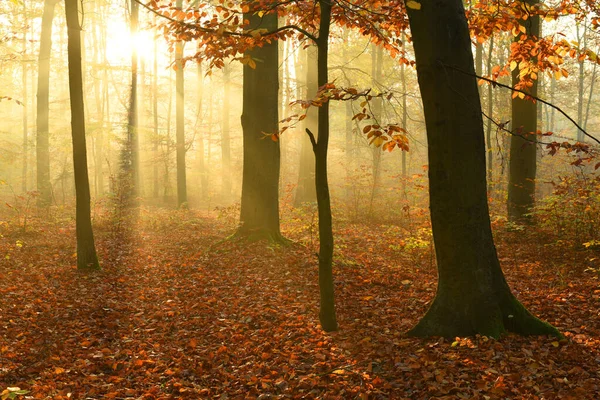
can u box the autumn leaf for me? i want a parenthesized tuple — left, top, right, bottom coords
(406, 1, 422, 10)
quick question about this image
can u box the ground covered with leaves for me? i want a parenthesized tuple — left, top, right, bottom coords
(1, 208, 599, 399)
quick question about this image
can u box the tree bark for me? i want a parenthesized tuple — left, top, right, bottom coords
(312, 0, 337, 332)
(21, 0, 28, 193)
(486, 35, 495, 193)
(237, 5, 282, 240)
(508, 0, 539, 223)
(65, 0, 100, 270)
(126, 0, 140, 201)
(368, 44, 383, 217)
(175, 0, 187, 207)
(405, 0, 559, 338)
(197, 60, 208, 201)
(221, 65, 232, 200)
(36, 0, 59, 206)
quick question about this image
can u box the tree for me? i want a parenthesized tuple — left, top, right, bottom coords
(175, 0, 188, 208)
(237, 4, 283, 240)
(36, 0, 60, 206)
(404, 0, 559, 338)
(65, 0, 100, 270)
(221, 64, 232, 200)
(126, 0, 140, 199)
(508, 0, 540, 223)
(306, 0, 338, 332)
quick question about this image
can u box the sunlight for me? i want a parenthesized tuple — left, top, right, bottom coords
(104, 18, 155, 65)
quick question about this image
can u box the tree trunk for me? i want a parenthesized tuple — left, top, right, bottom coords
(65, 0, 100, 270)
(312, 0, 337, 332)
(21, 1, 28, 193)
(237, 6, 282, 240)
(221, 65, 232, 200)
(576, 21, 585, 142)
(508, 0, 539, 223)
(368, 44, 383, 217)
(404, 0, 559, 338)
(153, 18, 160, 199)
(125, 0, 140, 201)
(486, 35, 495, 193)
(175, 0, 187, 207)
(295, 45, 317, 206)
(401, 32, 408, 196)
(36, 0, 59, 206)
(197, 60, 207, 201)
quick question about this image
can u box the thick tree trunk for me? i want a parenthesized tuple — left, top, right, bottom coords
(65, 0, 100, 270)
(36, 0, 59, 206)
(175, 0, 187, 207)
(312, 0, 337, 332)
(405, 0, 559, 338)
(237, 6, 282, 240)
(295, 45, 317, 206)
(508, 0, 539, 223)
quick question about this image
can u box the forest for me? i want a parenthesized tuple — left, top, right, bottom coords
(0, 0, 599, 398)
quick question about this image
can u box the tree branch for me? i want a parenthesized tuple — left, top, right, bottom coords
(439, 61, 600, 146)
(305, 128, 317, 150)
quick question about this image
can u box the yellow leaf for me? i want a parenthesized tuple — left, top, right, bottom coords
(509, 61, 517, 71)
(551, 341, 559, 347)
(451, 341, 459, 347)
(406, 1, 421, 10)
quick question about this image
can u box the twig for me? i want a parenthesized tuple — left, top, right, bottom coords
(439, 61, 600, 146)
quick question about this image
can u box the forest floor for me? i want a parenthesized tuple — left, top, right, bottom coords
(0, 206, 599, 399)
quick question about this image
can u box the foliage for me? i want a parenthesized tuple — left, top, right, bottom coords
(533, 171, 600, 246)
(0, 210, 599, 397)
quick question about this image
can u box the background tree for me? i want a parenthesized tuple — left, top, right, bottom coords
(508, 0, 540, 223)
(237, 2, 283, 240)
(36, 0, 60, 207)
(65, 0, 100, 270)
(175, 0, 187, 207)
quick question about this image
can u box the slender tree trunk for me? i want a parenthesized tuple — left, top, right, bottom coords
(486, 35, 495, 193)
(368, 44, 383, 217)
(237, 5, 282, 240)
(295, 45, 317, 206)
(197, 60, 207, 201)
(153, 20, 159, 199)
(36, 0, 59, 206)
(127, 0, 140, 199)
(221, 65, 232, 200)
(576, 22, 585, 142)
(311, 0, 337, 332)
(405, 0, 558, 338)
(21, 1, 28, 192)
(175, 0, 187, 207)
(583, 56, 597, 132)
(508, 0, 540, 223)
(65, 0, 100, 270)
(401, 32, 408, 195)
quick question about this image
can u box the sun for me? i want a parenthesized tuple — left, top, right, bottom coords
(104, 18, 157, 65)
